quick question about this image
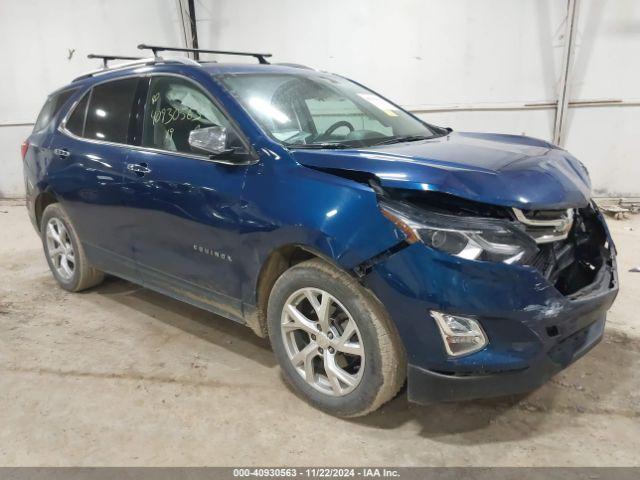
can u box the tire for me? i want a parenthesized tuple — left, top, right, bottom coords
(267, 258, 406, 417)
(40, 203, 104, 292)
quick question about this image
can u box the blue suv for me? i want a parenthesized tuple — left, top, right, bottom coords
(22, 46, 618, 417)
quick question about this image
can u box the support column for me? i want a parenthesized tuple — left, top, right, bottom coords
(553, 0, 580, 147)
(176, 0, 200, 60)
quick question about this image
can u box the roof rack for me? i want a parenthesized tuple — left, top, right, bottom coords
(137, 43, 272, 64)
(87, 54, 144, 68)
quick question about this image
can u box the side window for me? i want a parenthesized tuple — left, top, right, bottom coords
(83, 78, 139, 143)
(33, 88, 77, 133)
(65, 92, 89, 136)
(142, 76, 245, 154)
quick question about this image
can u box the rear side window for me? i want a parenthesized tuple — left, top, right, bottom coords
(65, 92, 89, 136)
(33, 88, 77, 133)
(65, 78, 139, 143)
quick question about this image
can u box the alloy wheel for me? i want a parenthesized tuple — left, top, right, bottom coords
(45, 217, 75, 281)
(280, 287, 365, 396)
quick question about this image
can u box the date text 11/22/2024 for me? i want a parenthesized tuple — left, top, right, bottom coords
(232, 468, 400, 478)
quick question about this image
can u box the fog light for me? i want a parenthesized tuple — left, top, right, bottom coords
(431, 311, 488, 357)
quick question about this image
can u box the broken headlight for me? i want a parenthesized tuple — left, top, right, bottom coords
(380, 200, 538, 264)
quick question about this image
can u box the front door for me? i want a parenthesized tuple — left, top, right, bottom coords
(124, 74, 254, 320)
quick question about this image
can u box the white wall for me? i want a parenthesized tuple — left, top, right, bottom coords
(198, 0, 640, 197)
(0, 0, 185, 197)
(564, 0, 640, 197)
(0, 0, 638, 197)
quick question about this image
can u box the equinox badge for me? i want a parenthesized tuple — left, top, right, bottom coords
(193, 244, 232, 262)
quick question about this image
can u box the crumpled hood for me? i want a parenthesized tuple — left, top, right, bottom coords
(292, 132, 592, 210)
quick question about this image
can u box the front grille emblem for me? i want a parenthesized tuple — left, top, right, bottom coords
(513, 208, 575, 244)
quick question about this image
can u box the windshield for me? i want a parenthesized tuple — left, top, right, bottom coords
(217, 72, 439, 148)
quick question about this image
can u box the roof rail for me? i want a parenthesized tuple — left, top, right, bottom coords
(72, 56, 201, 82)
(87, 54, 144, 69)
(138, 43, 272, 64)
(275, 63, 314, 70)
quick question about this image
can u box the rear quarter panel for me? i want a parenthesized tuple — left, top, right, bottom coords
(23, 88, 83, 229)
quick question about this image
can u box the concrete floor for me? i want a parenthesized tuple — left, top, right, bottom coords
(0, 199, 638, 466)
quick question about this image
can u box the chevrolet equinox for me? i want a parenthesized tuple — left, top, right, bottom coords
(22, 46, 618, 417)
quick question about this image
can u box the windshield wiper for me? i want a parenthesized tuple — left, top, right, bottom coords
(372, 135, 431, 146)
(287, 143, 353, 150)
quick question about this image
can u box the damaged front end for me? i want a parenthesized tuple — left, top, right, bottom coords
(525, 204, 615, 297)
(372, 186, 615, 299)
(291, 131, 617, 403)
(356, 186, 618, 403)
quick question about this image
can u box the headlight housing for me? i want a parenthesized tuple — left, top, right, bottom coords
(380, 199, 538, 264)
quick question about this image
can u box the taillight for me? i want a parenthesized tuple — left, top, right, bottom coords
(21, 140, 29, 160)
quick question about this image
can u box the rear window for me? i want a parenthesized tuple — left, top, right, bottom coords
(33, 88, 77, 133)
(65, 78, 139, 144)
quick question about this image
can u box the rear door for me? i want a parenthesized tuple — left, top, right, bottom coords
(47, 76, 144, 279)
(123, 74, 254, 317)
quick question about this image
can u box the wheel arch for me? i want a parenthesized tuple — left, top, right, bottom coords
(247, 243, 350, 338)
(34, 190, 59, 231)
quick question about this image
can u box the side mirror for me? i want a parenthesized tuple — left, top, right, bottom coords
(188, 126, 228, 155)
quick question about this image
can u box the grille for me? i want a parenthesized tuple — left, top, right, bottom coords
(513, 208, 574, 244)
(523, 205, 608, 296)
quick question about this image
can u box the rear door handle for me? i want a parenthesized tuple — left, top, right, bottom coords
(127, 163, 151, 176)
(54, 148, 70, 158)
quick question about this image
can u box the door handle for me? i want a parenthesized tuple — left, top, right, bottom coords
(127, 162, 152, 176)
(54, 148, 70, 158)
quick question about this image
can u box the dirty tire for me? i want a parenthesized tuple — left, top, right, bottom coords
(267, 258, 406, 417)
(40, 203, 104, 292)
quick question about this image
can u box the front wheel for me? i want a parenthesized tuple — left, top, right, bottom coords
(267, 259, 405, 417)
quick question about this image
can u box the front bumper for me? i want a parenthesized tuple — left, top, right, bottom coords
(408, 315, 605, 403)
(362, 228, 618, 404)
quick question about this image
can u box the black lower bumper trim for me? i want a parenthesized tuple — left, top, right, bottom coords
(408, 317, 605, 404)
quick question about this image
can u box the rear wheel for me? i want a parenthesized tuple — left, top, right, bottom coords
(267, 259, 405, 417)
(41, 204, 104, 292)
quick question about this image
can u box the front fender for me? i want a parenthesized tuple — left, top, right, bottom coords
(237, 159, 405, 304)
